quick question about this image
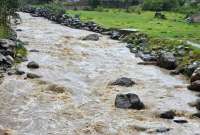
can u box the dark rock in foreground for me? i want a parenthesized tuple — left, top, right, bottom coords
(82, 34, 99, 41)
(188, 80, 200, 92)
(160, 110, 175, 119)
(157, 52, 177, 70)
(115, 93, 145, 110)
(111, 77, 135, 87)
(27, 61, 39, 69)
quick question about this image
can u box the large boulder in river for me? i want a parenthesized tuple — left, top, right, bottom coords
(115, 93, 145, 110)
(82, 34, 99, 41)
(157, 52, 177, 70)
(111, 77, 135, 87)
(191, 67, 200, 82)
(188, 80, 200, 91)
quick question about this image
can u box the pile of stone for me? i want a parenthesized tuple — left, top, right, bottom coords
(0, 39, 16, 71)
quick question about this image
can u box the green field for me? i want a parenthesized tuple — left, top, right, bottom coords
(68, 10, 200, 41)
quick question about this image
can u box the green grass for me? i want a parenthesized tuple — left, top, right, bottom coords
(67, 10, 200, 41)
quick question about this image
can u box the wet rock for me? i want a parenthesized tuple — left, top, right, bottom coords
(160, 110, 175, 119)
(185, 62, 200, 77)
(188, 80, 200, 92)
(137, 61, 157, 65)
(156, 127, 170, 133)
(191, 67, 200, 83)
(157, 52, 177, 70)
(82, 34, 99, 41)
(170, 70, 180, 75)
(29, 49, 39, 52)
(16, 29, 22, 32)
(27, 73, 41, 79)
(0, 39, 16, 48)
(136, 52, 157, 62)
(27, 61, 39, 69)
(110, 31, 121, 40)
(111, 77, 135, 87)
(7, 69, 16, 76)
(173, 119, 188, 124)
(5, 55, 14, 65)
(115, 93, 145, 110)
(15, 69, 25, 75)
(192, 112, 200, 118)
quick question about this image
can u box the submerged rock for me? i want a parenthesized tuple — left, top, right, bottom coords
(82, 34, 99, 41)
(47, 84, 66, 93)
(173, 119, 188, 124)
(156, 127, 170, 133)
(115, 93, 145, 110)
(27, 61, 39, 69)
(29, 49, 40, 52)
(157, 52, 177, 70)
(111, 77, 135, 87)
(27, 73, 41, 79)
(160, 110, 175, 119)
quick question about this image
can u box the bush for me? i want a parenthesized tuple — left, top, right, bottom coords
(142, 0, 181, 11)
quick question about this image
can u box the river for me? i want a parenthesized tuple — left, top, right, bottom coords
(0, 12, 199, 135)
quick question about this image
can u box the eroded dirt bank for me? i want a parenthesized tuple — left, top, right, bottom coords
(0, 12, 200, 135)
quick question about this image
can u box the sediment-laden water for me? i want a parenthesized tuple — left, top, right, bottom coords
(0, 12, 199, 135)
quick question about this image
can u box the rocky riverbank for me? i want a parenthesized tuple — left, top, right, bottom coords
(0, 30, 27, 80)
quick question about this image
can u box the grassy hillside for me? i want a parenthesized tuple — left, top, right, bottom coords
(68, 10, 200, 41)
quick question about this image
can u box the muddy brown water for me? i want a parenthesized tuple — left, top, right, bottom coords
(0, 12, 200, 135)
